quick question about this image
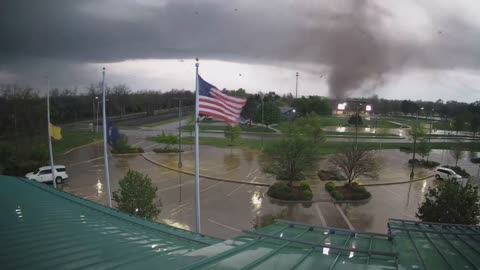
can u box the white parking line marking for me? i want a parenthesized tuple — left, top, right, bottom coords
(131, 140, 145, 147)
(144, 143, 158, 150)
(68, 157, 104, 167)
(201, 181, 222, 193)
(226, 184, 244, 197)
(314, 203, 327, 227)
(208, 219, 241, 232)
(335, 204, 355, 230)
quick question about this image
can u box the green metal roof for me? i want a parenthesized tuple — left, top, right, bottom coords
(1, 176, 479, 269)
(0, 176, 219, 270)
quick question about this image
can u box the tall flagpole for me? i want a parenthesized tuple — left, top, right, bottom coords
(102, 67, 112, 207)
(194, 60, 201, 233)
(46, 76, 57, 189)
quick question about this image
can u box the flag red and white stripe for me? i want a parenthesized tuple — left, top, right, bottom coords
(198, 78, 246, 125)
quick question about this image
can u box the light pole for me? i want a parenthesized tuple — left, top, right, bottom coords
(354, 103, 362, 149)
(96, 98, 108, 134)
(176, 98, 183, 168)
(260, 93, 265, 147)
(295, 72, 299, 99)
(92, 96, 97, 133)
(410, 107, 423, 179)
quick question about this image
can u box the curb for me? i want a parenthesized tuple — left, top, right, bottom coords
(361, 175, 433, 187)
(63, 140, 102, 155)
(141, 154, 270, 187)
(263, 190, 333, 204)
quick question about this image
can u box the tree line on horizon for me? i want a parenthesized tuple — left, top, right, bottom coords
(1, 83, 479, 140)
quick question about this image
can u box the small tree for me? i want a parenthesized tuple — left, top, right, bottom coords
(113, 170, 161, 220)
(329, 146, 378, 186)
(292, 113, 325, 144)
(154, 131, 178, 150)
(260, 135, 321, 186)
(253, 102, 283, 127)
(450, 140, 465, 166)
(348, 114, 363, 126)
(417, 137, 431, 160)
(416, 181, 480, 224)
(470, 113, 480, 138)
(408, 123, 425, 178)
(224, 125, 241, 145)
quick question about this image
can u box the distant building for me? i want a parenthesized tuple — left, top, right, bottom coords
(279, 106, 297, 120)
(334, 100, 372, 116)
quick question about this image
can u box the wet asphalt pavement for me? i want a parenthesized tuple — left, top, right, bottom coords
(54, 137, 480, 240)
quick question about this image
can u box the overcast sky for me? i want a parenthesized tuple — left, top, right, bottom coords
(1, 0, 480, 102)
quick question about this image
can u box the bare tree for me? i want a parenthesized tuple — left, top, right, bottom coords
(450, 140, 465, 166)
(329, 146, 378, 185)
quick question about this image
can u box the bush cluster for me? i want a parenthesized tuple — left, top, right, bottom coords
(325, 181, 336, 192)
(325, 182, 343, 200)
(153, 147, 181, 153)
(345, 183, 371, 200)
(267, 181, 313, 201)
(112, 134, 144, 154)
(324, 181, 371, 201)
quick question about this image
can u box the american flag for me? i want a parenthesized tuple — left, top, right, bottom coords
(198, 76, 246, 125)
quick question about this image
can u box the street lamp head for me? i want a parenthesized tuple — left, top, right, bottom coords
(421, 107, 424, 110)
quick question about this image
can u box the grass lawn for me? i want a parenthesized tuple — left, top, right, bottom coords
(325, 131, 399, 137)
(181, 124, 274, 133)
(142, 115, 193, 128)
(279, 115, 407, 129)
(181, 136, 264, 149)
(0, 126, 103, 156)
(382, 116, 454, 130)
(52, 128, 103, 155)
(178, 136, 480, 155)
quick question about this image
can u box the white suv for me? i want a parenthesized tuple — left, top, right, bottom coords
(25, 165, 69, 184)
(434, 167, 462, 181)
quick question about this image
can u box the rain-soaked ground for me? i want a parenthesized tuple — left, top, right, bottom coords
(55, 142, 480, 239)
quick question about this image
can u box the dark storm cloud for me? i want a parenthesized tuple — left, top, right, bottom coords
(1, 0, 480, 97)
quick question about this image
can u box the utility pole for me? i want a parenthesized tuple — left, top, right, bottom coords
(261, 93, 265, 147)
(101, 67, 112, 207)
(177, 98, 183, 168)
(410, 107, 423, 179)
(295, 72, 299, 99)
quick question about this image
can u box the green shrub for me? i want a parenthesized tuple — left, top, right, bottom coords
(350, 190, 371, 200)
(268, 181, 313, 201)
(154, 131, 178, 145)
(303, 189, 313, 200)
(325, 182, 336, 193)
(299, 181, 310, 191)
(113, 170, 161, 220)
(112, 134, 143, 154)
(153, 147, 181, 153)
(331, 191, 344, 200)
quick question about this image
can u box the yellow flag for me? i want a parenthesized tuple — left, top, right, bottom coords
(49, 123, 62, 140)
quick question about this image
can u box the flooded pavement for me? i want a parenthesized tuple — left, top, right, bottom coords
(337, 148, 480, 233)
(53, 142, 480, 239)
(54, 143, 348, 239)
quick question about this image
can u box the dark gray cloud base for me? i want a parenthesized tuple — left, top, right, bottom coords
(1, 0, 480, 98)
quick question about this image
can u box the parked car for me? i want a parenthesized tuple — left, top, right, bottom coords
(434, 167, 462, 181)
(25, 165, 69, 184)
